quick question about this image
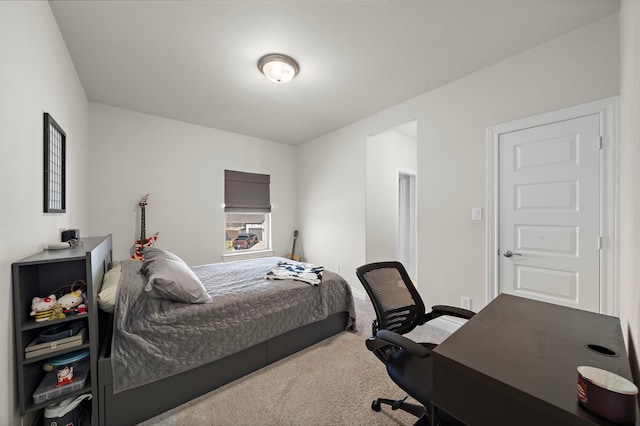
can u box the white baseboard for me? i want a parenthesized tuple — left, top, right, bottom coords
(351, 287, 368, 301)
(429, 316, 466, 334)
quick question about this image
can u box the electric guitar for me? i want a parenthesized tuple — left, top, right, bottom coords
(286, 230, 300, 262)
(132, 194, 159, 261)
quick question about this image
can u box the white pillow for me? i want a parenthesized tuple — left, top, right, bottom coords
(98, 260, 121, 313)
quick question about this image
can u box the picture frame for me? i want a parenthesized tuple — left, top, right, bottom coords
(43, 113, 66, 213)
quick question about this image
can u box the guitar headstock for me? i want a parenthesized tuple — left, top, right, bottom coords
(138, 194, 150, 207)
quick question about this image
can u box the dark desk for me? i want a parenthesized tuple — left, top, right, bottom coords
(432, 294, 638, 425)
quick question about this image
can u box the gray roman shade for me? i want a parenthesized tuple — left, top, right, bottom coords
(224, 170, 271, 212)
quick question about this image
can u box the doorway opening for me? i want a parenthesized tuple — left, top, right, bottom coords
(398, 171, 417, 278)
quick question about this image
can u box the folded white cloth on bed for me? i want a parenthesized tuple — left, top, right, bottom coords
(267, 261, 324, 286)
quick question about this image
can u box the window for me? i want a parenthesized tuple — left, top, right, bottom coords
(224, 170, 271, 255)
(225, 213, 270, 253)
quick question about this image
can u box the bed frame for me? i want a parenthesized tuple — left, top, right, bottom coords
(95, 260, 352, 425)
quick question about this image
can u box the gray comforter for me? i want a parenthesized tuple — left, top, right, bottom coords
(111, 257, 355, 393)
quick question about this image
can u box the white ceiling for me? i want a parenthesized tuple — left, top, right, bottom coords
(49, 0, 620, 145)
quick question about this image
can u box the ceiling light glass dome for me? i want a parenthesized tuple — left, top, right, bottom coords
(258, 54, 299, 84)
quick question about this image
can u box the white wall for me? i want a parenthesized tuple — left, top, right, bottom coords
(619, 0, 640, 383)
(87, 103, 298, 266)
(366, 129, 417, 264)
(298, 14, 620, 310)
(0, 3, 89, 424)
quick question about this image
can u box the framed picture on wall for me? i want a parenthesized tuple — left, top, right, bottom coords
(43, 113, 66, 213)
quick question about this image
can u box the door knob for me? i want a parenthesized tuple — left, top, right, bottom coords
(503, 250, 522, 258)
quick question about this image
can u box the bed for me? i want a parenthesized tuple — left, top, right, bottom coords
(96, 247, 355, 426)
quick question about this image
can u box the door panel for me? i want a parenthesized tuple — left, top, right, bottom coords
(499, 114, 600, 311)
(517, 225, 577, 254)
(515, 265, 577, 301)
(516, 181, 577, 210)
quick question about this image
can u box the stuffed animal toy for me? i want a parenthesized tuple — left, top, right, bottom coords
(48, 303, 66, 320)
(30, 295, 57, 322)
(56, 365, 74, 387)
(58, 287, 86, 315)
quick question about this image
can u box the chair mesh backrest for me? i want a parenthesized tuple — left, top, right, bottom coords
(356, 262, 425, 335)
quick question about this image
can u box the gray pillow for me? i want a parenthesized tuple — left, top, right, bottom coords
(141, 246, 183, 263)
(141, 248, 212, 304)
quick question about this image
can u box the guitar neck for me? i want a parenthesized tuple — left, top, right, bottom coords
(290, 230, 298, 259)
(140, 206, 146, 240)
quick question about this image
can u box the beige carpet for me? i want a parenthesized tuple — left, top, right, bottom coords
(138, 298, 451, 426)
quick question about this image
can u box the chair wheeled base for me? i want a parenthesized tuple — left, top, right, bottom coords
(371, 394, 426, 417)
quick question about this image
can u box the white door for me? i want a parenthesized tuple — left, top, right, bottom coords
(499, 114, 601, 312)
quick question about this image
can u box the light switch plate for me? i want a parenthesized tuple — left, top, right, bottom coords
(471, 207, 483, 221)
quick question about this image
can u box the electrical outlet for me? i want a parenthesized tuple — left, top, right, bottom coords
(461, 296, 472, 310)
(334, 264, 340, 273)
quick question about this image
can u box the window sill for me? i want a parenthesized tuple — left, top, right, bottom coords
(222, 250, 274, 262)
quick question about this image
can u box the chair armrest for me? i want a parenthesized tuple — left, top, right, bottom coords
(366, 336, 397, 363)
(429, 305, 475, 321)
(376, 329, 430, 358)
(366, 335, 389, 352)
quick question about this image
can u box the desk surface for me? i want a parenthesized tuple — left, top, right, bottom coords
(432, 294, 638, 425)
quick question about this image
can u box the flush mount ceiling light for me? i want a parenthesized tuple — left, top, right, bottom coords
(258, 54, 299, 84)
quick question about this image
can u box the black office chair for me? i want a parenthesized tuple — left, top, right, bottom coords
(356, 261, 475, 425)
